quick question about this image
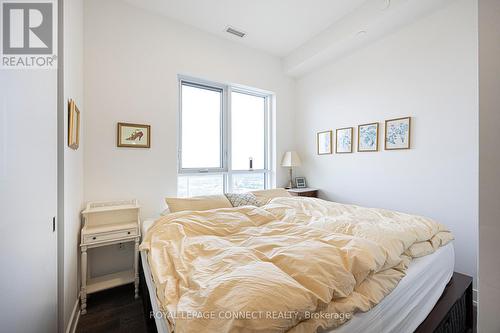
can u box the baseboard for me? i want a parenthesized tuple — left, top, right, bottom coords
(65, 299, 80, 333)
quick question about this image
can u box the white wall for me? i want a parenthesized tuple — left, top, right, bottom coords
(84, 0, 296, 218)
(83, 0, 296, 274)
(295, 0, 478, 285)
(63, 0, 84, 330)
(478, 0, 500, 330)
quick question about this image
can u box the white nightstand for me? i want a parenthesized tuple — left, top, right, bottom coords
(80, 200, 141, 315)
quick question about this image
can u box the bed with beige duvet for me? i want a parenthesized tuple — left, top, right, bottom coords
(140, 195, 454, 333)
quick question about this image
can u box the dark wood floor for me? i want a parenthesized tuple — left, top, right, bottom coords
(76, 283, 477, 333)
(76, 284, 150, 333)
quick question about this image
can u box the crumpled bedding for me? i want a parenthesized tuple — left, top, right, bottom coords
(140, 197, 453, 333)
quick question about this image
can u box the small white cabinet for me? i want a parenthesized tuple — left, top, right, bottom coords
(80, 200, 141, 315)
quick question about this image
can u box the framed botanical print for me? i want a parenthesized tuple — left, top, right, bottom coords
(117, 122, 151, 148)
(335, 127, 353, 153)
(385, 117, 411, 150)
(358, 122, 379, 152)
(317, 130, 332, 155)
(68, 99, 80, 150)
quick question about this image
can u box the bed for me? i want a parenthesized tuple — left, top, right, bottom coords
(138, 196, 469, 333)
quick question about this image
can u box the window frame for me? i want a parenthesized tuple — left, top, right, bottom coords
(178, 79, 227, 173)
(178, 76, 272, 194)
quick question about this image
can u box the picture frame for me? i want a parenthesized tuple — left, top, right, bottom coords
(385, 117, 411, 150)
(358, 122, 379, 152)
(117, 122, 151, 148)
(317, 130, 332, 155)
(68, 99, 80, 150)
(295, 177, 307, 188)
(335, 127, 353, 153)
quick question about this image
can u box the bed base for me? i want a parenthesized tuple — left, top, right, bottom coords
(415, 272, 473, 333)
(140, 258, 160, 333)
(140, 261, 473, 333)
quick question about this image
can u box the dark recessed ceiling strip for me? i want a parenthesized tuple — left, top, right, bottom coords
(226, 26, 246, 38)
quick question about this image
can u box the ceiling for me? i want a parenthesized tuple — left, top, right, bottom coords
(121, 0, 367, 57)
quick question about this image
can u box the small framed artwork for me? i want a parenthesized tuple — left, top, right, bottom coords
(385, 117, 411, 150)
(358, 122, 379, 152)
(117, 122, 151, 148)
(295, 177, 307, 188)
(336, 127, 353, 153)
(317, 130, 332, 155)
(68, 99, 80, 150)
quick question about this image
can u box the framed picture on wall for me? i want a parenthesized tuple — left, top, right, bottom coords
(335, 127, 353, 153)
(358, 122, 379, 152)
(385, 117, 411, 150)
(68, 99, 80, 150)
(117, 122, 151, 148)
(317, 130, 332, 155)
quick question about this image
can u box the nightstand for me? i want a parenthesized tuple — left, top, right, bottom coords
(287, 188, 318, 198)
(80, 200, 141, 315)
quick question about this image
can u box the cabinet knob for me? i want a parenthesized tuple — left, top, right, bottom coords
(92, 237, 96, 240)
(127, 231, 131, 235)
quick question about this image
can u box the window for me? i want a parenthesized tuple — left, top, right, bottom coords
(231, 91, 266, 170)
(180, 83, 224, 170)
(178, 77, 271, 196)
(177, 174, 224, 197)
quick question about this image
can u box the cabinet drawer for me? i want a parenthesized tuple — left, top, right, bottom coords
(288, 190, 318, 197)
(84, 228, 137, 244)
(300, 191, 318, 197)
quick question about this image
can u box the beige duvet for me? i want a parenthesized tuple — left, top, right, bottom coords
(140, 197, 453, 333)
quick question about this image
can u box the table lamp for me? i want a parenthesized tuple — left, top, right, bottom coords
(281, 151, 302, 189)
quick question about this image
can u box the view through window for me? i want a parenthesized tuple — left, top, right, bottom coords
(178, 78, 271, 197)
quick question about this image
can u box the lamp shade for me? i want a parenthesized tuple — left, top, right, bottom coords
(281, 151, 302, 167)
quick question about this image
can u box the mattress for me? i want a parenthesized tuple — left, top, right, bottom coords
(140, 219, 455, 333)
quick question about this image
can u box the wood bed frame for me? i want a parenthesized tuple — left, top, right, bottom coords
(415, 272, 474, 333)
(140, 259, 473, 333)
